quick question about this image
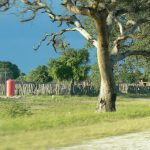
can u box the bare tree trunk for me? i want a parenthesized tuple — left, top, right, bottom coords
(95, 16, 116, 112)
(70, 79, 74, 95)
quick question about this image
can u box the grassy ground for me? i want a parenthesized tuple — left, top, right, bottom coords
(0, 95, 150, 150)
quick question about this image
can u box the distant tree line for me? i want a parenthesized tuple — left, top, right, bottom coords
(17, 48, 90, 91)
(1, 48, 149, 87)
(90, 56, 150, 88)
(0, 61, 20, 83)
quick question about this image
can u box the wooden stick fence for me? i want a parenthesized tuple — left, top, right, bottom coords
(0, 83, 149, 96)
(0, 83, 98, 96)
(118, 84, 150, 94)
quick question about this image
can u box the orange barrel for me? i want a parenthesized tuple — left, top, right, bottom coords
(6, 79, 15, 97)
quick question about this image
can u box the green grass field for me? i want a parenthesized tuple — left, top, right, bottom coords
(0, 95, 150, 150)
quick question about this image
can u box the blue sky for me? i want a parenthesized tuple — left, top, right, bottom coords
(0, 2, 96, 73)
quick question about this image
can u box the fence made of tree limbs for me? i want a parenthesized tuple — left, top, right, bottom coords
(0, 83, 150, 96)
(118, 84, 150, 94)
(0, 83, 98, 96)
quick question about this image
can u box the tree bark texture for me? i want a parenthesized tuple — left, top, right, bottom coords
(95, 16, 116, 112)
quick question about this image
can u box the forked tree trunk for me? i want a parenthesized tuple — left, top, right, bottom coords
(95, 16, 116, 112)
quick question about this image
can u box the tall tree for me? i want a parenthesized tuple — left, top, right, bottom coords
(114, 56, 150, 84)
(2, 0, 150, 111)
(48, 48, 90, 95)
(25, 65, 53, 83)
(114, 57, 143, 84)
(0, 61, 20, 82)
(89, 63, 100, 91)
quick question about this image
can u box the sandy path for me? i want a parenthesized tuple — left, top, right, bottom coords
(51, 131, 150, 150)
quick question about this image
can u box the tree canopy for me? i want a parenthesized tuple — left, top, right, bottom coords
(25, 65, 53, 83)
(48, 48, 90, 82)
(0, 61, 20, 82)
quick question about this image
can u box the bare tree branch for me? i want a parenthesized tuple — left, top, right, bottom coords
(106, 11, 115, 32)
(20, 11, 36, 22)
(114, 4, 150, 16)
(62, 0, 92, 16)
(34, 26, 98, 51)
(7, 0, 149, 58)
(33, 33, 51, 51)
(111, 34, 146, 54)
(124, 17, 150, 35)
(115, 17, 124, 36)
(20, 0, 46, 22)
(112, 16, 150, 54)
(117, 50, 150, 62)
(34, 28, 76, 51)
(19, 0, 97, 50)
